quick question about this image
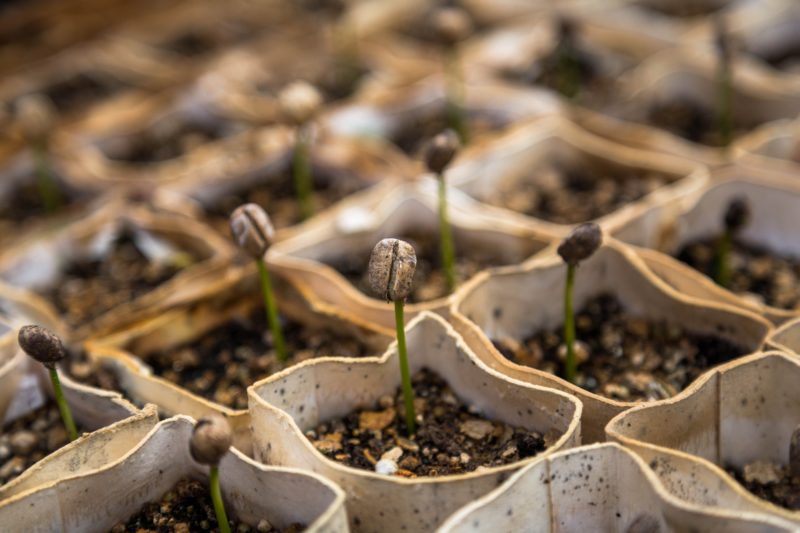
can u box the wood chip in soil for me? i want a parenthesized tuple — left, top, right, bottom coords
(0, 402, 86, 485)
(482, 163, 669, 224)
(109, 477, 304, 533)
(305, 368, 549, 477)
(492, 293, 748, 402)
(677, 236, 800, 310)
(726, 461, 800, 511)
(326, 230, 528, 303)
(39, 228, 193, 328)
(144, 308, 377, 410)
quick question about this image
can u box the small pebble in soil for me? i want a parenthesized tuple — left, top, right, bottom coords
(492, 293, 748, 402)
(109, 477, 305, 533)
(677, 237, 800, 310)
(144, 309, 376, 409)
(726, 461, 800, 511)
(306, 368, 549, 477)
(0, 403, 85, 485)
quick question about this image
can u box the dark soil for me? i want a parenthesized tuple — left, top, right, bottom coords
(33, 71, 127, 115)
(677, 237, 800, 310)
(144, 308, 377, 410)
(647, 99, 752, 147)
(205, 165, 369, 232)
(0, 175, 80, 228)
(0, 402, 86, 486)
(110, 477, 304, 533)
(306, 368, 548, 477)
(727, 462, 800, 511)
(39, 229, 192, 328)
(515, 44, 598, 97)
(325, 230, 523, 303)
(492, 293, 748, 402)
(392, 110, 502, 156)
(482, 164, 670, 224)
(60, 346, 123, 392)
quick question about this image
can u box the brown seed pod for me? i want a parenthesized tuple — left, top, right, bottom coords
(18, 325, 66, 369)
(190, 414, 233, 466)
(423, 130, 460, 175)
(790, 424, 800, 479)
(723, 197, 750, 234)
(230, 203, 275, 259)
(16, 94, 56, 143)
(432, 6, 473, 46)
(368, 238, 417, 302)
(557, 222, 602, 266)
(278, 81, 323, 126)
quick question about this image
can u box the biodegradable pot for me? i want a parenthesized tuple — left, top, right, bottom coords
(85, 267, 393, 455)
(0, 201, 234, 340)
(0, 415, 350, 533)
(766, 316, 800, 355)
(449, 237, 772, 443)
(248, 312, 582, 533)
(269, 179, 552, 333)
(438, 442, 795, 532)
(735, 118, 800, 176)
(445, 115, 708, 242)
(607, 351, 800, 525)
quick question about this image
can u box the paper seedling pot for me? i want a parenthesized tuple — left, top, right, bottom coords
(0, 415, 349, 533)
(269, 179, 552, 332)
(450, 237, 771, 443)
(85, 267, 392, 455)
(446, 115, 708, 243)
(248, 312, 582, 533)
(735, 118, 800, 176)
(438, 442, 795, 532)
(607, 351, 800, 524)
(0, 201, 234, 340)
(767, 317, 800, 355)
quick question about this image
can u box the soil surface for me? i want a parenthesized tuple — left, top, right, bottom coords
(144, 308, 377, 409)
(492, 293, 748, 401)
(677, 237, 800, 310)
(38, 71, 127, 114)
(110, 477, 304, 533)
(727, 461, 800, 511)
(482, 163, 669, 224)
(306, 368, 549, 477)
(60, 346, 123, 392)
(0, 175, 80, 228)
(326, 230, 525, 303)
(206, 165, 369, 232)
(647, 99, 752, 147)
(0, 402, 86, 485)
(40, 229, 192, 328)
(392, 110, 502, 156)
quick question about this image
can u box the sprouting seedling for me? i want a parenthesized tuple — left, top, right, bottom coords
(368, 238, 418, 435)
(18, 325, 78, 441)
(556, 223, 602, 384)
(17, 94, 62, 212)
(554, 15, 581, 99)
(714, 197, 750, 288)
(423, 129, 460, 294)
(190, 414, 234, 533)
(714, 16, 734, 148)
(230, 203, 288, 362)
(432, 6, 473, 145)
(790, 425, 800, 479)
(278, 81, 323, 221)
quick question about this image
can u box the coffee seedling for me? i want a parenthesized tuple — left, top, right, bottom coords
(432, 6, 473, 144)
(715, 197, 750, 287)
(369, 238, 418, 434)
(554, 16, 581, 99)
(278, 81, 323, 220)
(714, 17, 734, 148)
(17, 94, 62, 212)
(423, 130, 460, 294)
(230, 203, 287, 362)
(190, 414, 234, 533)
(557, 223, 602, 384)
(18, 325, 78, 441)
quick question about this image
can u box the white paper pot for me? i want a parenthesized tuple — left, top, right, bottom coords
(269, 179, 553, 332)
(767, 316, 800, 354)
(607, 351, 800, 525)
(449, 237, 772, 443)
(0, 415, 349, 533)
(249, 312, 582, 533)
(438, 442, 795, 532)
(735, 118, 800, 176)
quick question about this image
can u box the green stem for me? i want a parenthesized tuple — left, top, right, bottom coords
(445, 50, 469, 145)
(394, 300, 416, 435)
(557, 44, 580, 100)
(438, 174, 456, 294)
(292, 128, 313, 220)
(33, 143, 62, 212)
(716, 62, 733, 148)
(257, 258, 288, 362)
(563, 264, 577, 384)
(715, 230, 732, 287)
(210, 465, 231, 533)
(49, 367, 77, 441)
